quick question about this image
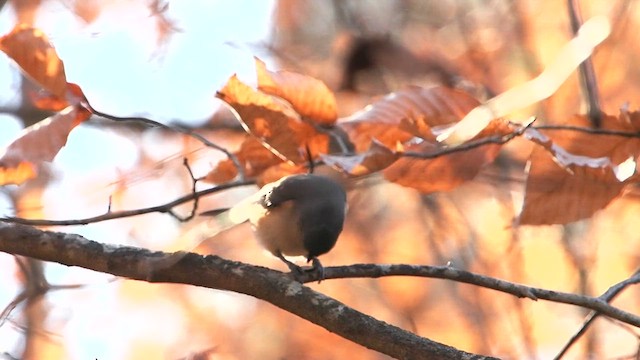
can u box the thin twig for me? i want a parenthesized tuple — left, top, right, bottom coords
(1, 180, 254, 226)
(554, 269, 640, 359)
(85, 103, 246, 180)
(166, 158, 200, 222)
(401, 122, 530, 159)
(401, 122, 640, 160)
(536, 124, 640, 137)
(568, 0, 603, 127)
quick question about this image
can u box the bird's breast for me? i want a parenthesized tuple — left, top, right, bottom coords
(252, 200, 307, 257)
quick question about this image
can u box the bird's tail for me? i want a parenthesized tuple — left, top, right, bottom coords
(146, 200, 257, 274)
(146, 185, 274, 275)
(170, 194, 262, 253)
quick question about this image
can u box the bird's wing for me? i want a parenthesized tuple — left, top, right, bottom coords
(179, 179, 288, 251)
(149, 177, 294, 273)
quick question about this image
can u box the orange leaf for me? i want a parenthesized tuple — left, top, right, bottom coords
(398, 115, 438, 142)
(321, 139, 398, 176)
(0, 105, 92, 185)
(0, 25, 67, 99)
(256, 163, 307, 188)
(256, 57, 337, 126)
(203, 136, 284, 184)
(204, 159, 238, 184)
(519, 114, 640, 225)
(29, 82, 89, 111)
(339, 86, 480, 152)
(216, 75, 329, 164)
(383, 133, 504, 193)
(0, 162, 37, 186)
(519, 146, 624, 225)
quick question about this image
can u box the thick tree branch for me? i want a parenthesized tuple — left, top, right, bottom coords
(3, 222, 640, 357)
(0, 222, 495, 360)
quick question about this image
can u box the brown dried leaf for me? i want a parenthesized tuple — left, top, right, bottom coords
(216, 75, 329, 164)
(203, 136, 284, 184)
(204, 159, 238, 184)
(255, 58, 337, 126)
(30, 82, 88, 111)
(519, 146, 624, 225)
(383, 124, 505, 193)
(398, 115, 438, 142)
(0, 25, 67, 99)
(256, 163, 307, 188)
(519, 114, 640, 225)
(321, 139, 398, 176)
(339, 86, 480, 152)
(0, 162, 36, 186)
(0, 105, 92, 185)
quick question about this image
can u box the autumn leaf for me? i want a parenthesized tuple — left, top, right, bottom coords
(0, 26, 88, 111)
(339, 86, 480, 152)
(519, 146, 624, 225)
(519, 113, 640, 225)
(0, 25, 67, 99)
(383, 120, 510, 193)
(204, 136, 284, 184)
(0, 105, 92, 185)
(204, 159, 238, 184)
(29, 82, 88, 111)
(398, 115, 439, 142)
(337, 85, 501, 193)
(0, 162, 36, 186)
(256, 162, 307, 187)
(256, 58, 337, 126)
(216, 75, 329, 164)
(321, 139, 398, 176)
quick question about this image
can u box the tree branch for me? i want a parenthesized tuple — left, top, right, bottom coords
(0, 222, 497, 360)
(3, 222, 640, 357)
(553, 268, 640, 359)
(313, 264, 640, 327)
(85, 103, 246, 179)
(567, 0, 602, 127)
(1, 179, 254, 226)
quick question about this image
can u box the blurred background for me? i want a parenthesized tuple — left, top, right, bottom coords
(2, 0, 640, 359)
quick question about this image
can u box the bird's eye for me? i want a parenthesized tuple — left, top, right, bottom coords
(262, 194, 274, 208)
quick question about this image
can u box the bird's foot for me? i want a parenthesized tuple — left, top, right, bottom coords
(307, 257, 325, 282)
(276, 253, 324, 283)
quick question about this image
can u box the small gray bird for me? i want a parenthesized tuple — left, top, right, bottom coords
(201, 174, 347, 278)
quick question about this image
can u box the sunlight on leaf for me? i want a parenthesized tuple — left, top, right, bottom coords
(217, 75, 329, 164)
(383, 129, 504, 193)
(0, 25, 67, 99)
(204, 159, 238, 184)
(439, 16, 611, 145)
(0, 105, 92, 185)
(519, 146, 624, 225)
(0, 162, 36, 186)
(321, 139, 398, 176)
(519, 113, 640, 225)
(256, 58, 337, 126)
(339, 86, 479, 152)
(256, 162, 307, 187)
(204, 136, 284, 184)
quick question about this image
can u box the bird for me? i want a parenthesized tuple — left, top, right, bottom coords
(200, 173, 347, 279)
